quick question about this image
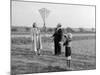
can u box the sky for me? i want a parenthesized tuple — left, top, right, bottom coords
(11, 1, 95, 28)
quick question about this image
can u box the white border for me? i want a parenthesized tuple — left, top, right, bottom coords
(0, 0, 99, 75)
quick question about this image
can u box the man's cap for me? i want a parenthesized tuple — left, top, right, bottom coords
(57, 23, 62, 27)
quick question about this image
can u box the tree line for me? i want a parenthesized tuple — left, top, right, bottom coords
(11, 26, 95, 33)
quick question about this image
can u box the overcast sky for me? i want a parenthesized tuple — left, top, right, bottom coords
(11, 1, 95, 28)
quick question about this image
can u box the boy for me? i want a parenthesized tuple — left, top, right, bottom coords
(63, 33, 72, 68)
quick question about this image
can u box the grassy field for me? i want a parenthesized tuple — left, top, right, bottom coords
(11, 33, 96, 75)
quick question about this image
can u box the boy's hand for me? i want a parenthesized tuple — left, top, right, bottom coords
(59, 42, 63, 45)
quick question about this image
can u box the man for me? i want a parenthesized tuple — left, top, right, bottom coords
(52, 23, 63, 55)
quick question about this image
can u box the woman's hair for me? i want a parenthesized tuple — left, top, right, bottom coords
(33, 22, 37, 28)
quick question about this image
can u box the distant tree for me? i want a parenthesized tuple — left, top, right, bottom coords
(47, 28, 53, 32)
(92, 28, 95, 32)
(11, 28, 17, 32)
(62, 28, 65, 33)
(26, 27, 30, 32)
(47, 28, 55, 33)
(66, 27, 74, 32)
(79, 28, 84, 32)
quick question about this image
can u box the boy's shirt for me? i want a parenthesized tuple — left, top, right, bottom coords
(63, 39, 71, 47)
(63, 35, 72, 47)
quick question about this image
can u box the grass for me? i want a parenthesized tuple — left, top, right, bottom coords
(11, 33, 96, 75)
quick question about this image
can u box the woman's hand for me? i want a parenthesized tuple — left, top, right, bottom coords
(50, 36, 54, 42)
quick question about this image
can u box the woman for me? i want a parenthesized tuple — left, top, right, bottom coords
(31, 22, 42, 55)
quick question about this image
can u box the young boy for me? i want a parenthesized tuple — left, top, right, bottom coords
(63, 33, 72, 68)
